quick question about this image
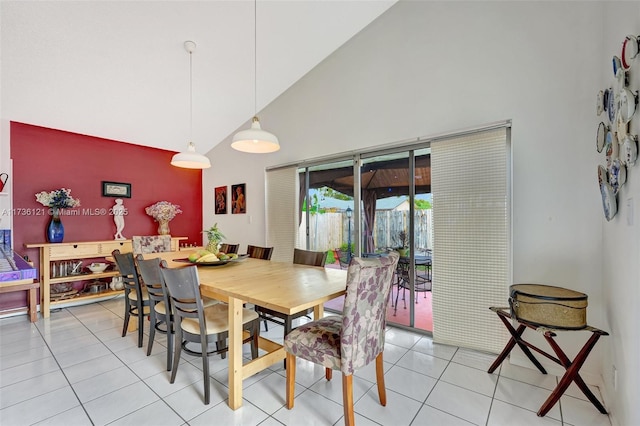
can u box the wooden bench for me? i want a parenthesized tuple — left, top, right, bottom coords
(0, 279, 39, 322)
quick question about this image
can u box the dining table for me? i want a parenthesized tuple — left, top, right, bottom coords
(136, 251, 348, 409)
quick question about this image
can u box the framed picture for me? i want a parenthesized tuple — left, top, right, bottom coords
(215, 186, 227, 214)
(231, 183, 246, 214)
(102, 181, 132, 198)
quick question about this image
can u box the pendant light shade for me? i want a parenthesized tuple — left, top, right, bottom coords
(231, 0, 280, 153)
(231, 116, 280, 153)
(171, 40, 211, 169)
(171, 141, 211, 168)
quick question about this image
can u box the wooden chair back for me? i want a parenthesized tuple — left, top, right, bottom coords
(293, 248, 327, 267)
(247, 245, 274, 260)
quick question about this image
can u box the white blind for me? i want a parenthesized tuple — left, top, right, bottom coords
(431, 127, 511, 353)
(266, 167, 299, 262)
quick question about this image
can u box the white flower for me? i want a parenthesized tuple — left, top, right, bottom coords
(35, 188, 80, 209)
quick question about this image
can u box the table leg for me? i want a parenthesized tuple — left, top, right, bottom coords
(228, 296, 244, 410)
(313, 303, 324, 321)
(538, 332, 607, 416)
(28, 287, 37, 322)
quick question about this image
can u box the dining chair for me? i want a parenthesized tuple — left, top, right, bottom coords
(159, 261, 261, 405)
(135, 256, 173, 371)
(257, 248, 327, 334)
(334, 248, 352, 269)
(393, 256, 432, 315)
(219, 243, 239, 254)
(283, 252, 399, 426)
(112, 250, 150, 348)
(132, 235, 172, 255)
(246, 244, 274, 260)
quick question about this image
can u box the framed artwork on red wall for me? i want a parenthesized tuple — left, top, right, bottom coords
(231, 183, 246, 214)
(215, 186, 227, 214)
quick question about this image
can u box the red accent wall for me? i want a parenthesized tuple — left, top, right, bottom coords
(3, 122, 203, 310)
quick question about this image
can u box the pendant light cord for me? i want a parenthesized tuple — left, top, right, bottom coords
(189, 48, 193, 142)
(254, 0, 257, 116)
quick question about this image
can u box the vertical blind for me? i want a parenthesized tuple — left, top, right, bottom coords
(431, 127, 511, 353)
(266, 166, 299, 262)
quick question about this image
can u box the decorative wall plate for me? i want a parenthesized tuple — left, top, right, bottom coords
(616, 110, 628, 141)
(621, 134, 638, 166)
(621, 35, 639, 70)
(600, 181, 617, 221)
(597, 90, 605, 115)
(605, 130, 617, 166)
(619, 87, 637, 123)
(612, 56, 623, 77)
(608, 159, 626, 194)
(607, 87, 617, 123)
(597, 121, 607, 152)
(598, 164, 608, 184)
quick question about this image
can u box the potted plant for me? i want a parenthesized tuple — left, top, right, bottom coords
(395, 230, 410, 257)
(202, 223, 226, 253)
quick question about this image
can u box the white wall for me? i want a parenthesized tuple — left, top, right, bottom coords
(600, 3, 640, 426)
(205, 2, 637, 424)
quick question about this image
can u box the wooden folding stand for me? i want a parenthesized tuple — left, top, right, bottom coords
(488, 307, 608, 417)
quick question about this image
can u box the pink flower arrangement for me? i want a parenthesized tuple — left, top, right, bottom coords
(145, 201, 182, 222)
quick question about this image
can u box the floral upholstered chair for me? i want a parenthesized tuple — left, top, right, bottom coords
(132, 235, 172, 255)
(283, 252, 399, 426)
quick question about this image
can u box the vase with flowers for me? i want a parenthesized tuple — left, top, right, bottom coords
(35, 188, 81, 243)
(145, 201, 182, 235)
(202, 223, 225, 254)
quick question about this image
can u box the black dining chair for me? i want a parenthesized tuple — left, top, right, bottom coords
(256, 248, 327, 334)
(246, 245, 274, 260)
(135, 255, 173, 371)
(159, 261, 260, 405)
(112, 250, 150, 348)
(219, 243, 239, 254)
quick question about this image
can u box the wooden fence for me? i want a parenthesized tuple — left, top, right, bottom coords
(298, 209, 433, 253)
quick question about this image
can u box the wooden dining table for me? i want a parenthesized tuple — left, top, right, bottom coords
(137, 251, 348, 409)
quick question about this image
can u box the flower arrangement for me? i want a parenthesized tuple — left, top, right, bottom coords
(145, 201, 182, 222)
(35, 188, 81, 209)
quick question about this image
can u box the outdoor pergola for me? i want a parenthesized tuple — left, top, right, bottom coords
(300, 156, 431, 252)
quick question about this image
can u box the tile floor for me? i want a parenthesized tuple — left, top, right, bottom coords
(0, 297, 612, 426)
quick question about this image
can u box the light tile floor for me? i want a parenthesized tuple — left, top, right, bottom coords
(0, 297, 612, 426)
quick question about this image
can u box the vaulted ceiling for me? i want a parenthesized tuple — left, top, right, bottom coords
(1, 1, 396, 154)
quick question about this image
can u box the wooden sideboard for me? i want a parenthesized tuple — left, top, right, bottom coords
(25, 238, 186, 318)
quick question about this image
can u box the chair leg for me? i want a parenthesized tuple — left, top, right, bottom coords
(325, 368, 332, 381)
(170, 325, 182, 384)
(136, 302, 144, 348)
(147, 308, 156, 356)
(166, 317, 173, 371)
(201, 338, 210, 405)
(375, 352, 387, 406)
(251, 319, 259, 359)
(342, 374, 355, 426)
(122, 299, 130, 337)
(286, 352, 296, 409)
(263, 319, 269, 332)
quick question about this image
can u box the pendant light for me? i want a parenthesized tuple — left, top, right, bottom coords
(231, 0, 280, 153)
(171, 40, 212, 169)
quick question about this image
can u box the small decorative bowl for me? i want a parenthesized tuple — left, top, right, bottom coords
(88, 263, 108, 273)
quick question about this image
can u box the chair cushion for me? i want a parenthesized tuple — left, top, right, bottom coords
(127, 287, 149, 302)
(154, 301, 166, 315)
(180, 303, 259, 335)
(283, 315, 342, 370)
